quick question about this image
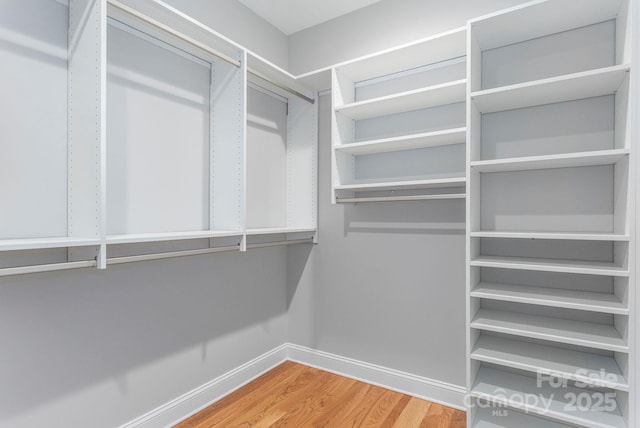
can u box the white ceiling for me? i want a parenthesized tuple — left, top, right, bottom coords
(238, 0, 383, 35)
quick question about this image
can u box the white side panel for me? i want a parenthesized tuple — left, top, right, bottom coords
(0, 0, 68, 239)
(210, 54, 244, 232)
(106, 24, 210, 235)
(287, 95, 318, 229)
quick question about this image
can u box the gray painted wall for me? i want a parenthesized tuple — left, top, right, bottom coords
(288, 0, 532, 74)
(0, 250, 288, 428)
(287, 94, 467, 386)
(163, 0, 289, 69)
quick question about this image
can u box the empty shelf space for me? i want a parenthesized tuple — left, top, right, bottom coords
(471, 65, 630, 113)
(0, 237, 102, 251)
(472, 366, 625, 428)
(335, 177, 466, 192)
(471, 309, 628, 353)
(473, 406, 572, 428)
(335, 128, 466, 155)
(471, 282, 627, 314)
(335, 27, 466, 82)
(337, 193, 465, 203)
(470, 149, 630, 173)
(335, 79, 466, 120)
(470, 0, 623, 51)
(246, 227, 316, 236)
(471, 335, 628, 391)
(106, 230, 242, 245)
(470, 255, 629, 277)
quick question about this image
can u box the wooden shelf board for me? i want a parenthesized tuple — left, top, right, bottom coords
(335, 27, 467, 82)
(246, 227, 316, 236)
(470, 149, 629, 173)
(335, 177, 466, 192)
(470, 0, 623, 51)
(335, 127, 466, 155)
(471, 309, 628, 353)
(470, 231, 629, 241)
(471, 65, 630, 114)
(336, 79, 466, 120)
(471, 282, 628, 314)
(472, 366, 625, 428)
(0, 237, 102, 251)
(106, 230, 241, 245)
(473, 406, 573, 428)
(470, 255, 629, 277)
(337, 193, 465, 203)
(471, 335, 628, 391)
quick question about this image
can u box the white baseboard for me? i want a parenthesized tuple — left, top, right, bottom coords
(286, 343, 466, 411)
(120, 343, 466, 427)
(118, 344, 289, 428)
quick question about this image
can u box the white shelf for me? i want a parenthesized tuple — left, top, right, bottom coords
(473, 407, 572, 428)
(337, 194, 465, 203)
(471, 282, 628, 314)
(472, 366, 625, 428)
(471, 65, 630, 114)
(335, 79, 466, 120)
(106, 230, 241, 245)
(471, 309, 628, 353)
(335, 128, 466, 156)
(0, 237, 102, 252)
(335, 177, 466, 192)
(470, 0, 623, 51)
(471, 335, 628, 391)
(470, 149, 629, 173)
(470, 255, 629, 277)
(246, 227, 316, 236)
(470, 231, 630, 241)
(335, 27, 467, 82)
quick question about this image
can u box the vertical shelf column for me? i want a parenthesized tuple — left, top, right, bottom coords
(211, 50, 247, 250)
(68, 0, 107, 268)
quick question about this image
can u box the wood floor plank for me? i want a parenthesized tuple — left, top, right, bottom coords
(392, 397, 432, 428)
(174, 361, 466, 428)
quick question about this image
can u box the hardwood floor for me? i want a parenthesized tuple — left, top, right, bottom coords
(175, 361, 466, 427)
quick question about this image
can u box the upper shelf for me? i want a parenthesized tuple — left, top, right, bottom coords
(334, 27, 466, 83)
(106, 230, 242, 245)
(469, 0, 623, 51)
(471, 255, 629, 277)
(335, 127, 466, 156)
(246, 227, 316, 236)
(471, 65, 630, 114)
(336, 79, 466, 120)
(470, 231, 630, 241)
(247, 52, 315, 103)
(470, 149, 629, 173)
(0, 237, 102, 252)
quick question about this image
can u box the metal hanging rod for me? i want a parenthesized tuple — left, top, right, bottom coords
(247, 68, 315, 104)
(107, 0, 315, 104)
(0, 239, 314, 276)
(107, 0, 241, 67)
(0, 260, 97, 277)
(337, 194, 466, 203)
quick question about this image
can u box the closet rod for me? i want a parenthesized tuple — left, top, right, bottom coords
(337, 194, 466, 203)
(107, 0, 241, 67)
(247, 69, 315, 104)
(107, 0, 315, 105)
(0, 239, 313, 277)
(107, 239, 313, 265)
(0, 260, 97, 277)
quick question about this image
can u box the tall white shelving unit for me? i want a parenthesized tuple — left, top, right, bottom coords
(0, 0, 318, 276)
(466, 0, 635, 426)
(330, 28, 468, 204)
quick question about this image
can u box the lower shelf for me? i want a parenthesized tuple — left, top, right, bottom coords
(336, 193, 465, 203)
(471, 309, 628, 353)
(470, 256, 629, 277)
(334, 176, 466, 192)
(0, 237, 102, 251)
(472, 366, 625, 428)
(473, 406, 572, 428)
(106, 230, 242, 245)
(471, 335, 628, 391)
